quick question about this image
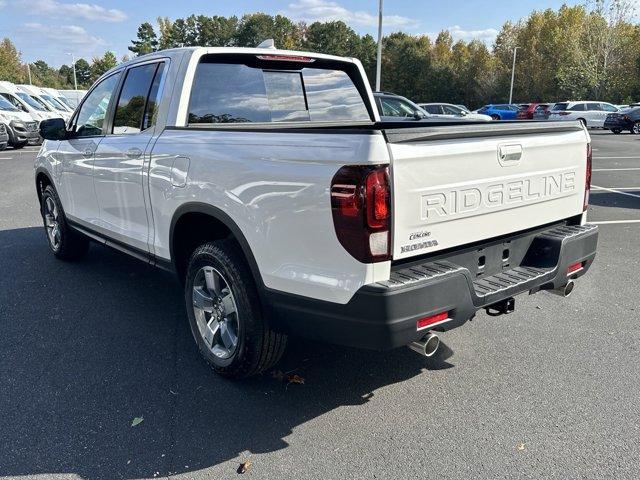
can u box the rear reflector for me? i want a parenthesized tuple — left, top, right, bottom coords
(584, 143, 592, 211)
(417, 311, 450, 331)
(256, 54, 315, 62)
(567, 262, 584, 275)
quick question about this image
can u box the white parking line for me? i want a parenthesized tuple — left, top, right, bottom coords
(0, 157, 12, 160)
(591, 185, 640, 199)
(593, 168, 640, 172)
(589, 220, 640, 225)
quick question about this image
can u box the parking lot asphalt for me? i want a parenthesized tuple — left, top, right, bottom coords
(1, 130, 639, 480)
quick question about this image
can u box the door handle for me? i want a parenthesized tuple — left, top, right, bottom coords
(125, 148, 142, 159)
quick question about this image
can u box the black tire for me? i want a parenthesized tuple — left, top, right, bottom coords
(491, 114, 500, 120)
(40, 185, 90, 260)
(0, 143, 6, 151)
(577, 118, 587, 127)
(184, 240, 287, 378)
(11, 141, 26, 149)
(611, 128, 622, 134)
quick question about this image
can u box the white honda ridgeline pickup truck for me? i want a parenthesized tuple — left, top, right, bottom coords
(36, 46, 598, 378)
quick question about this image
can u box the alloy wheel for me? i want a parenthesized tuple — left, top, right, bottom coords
(633, 122, 640, 134)
(43, 196, 61, 251)
(192, 266, 239, 359)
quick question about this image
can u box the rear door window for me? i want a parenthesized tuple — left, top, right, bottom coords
(586, 102, 601, 111)
(113, 63, 158, 134)
(568, 103, 586, 111)
(422, 105, 442, 114)
(188, 56, 370, 124)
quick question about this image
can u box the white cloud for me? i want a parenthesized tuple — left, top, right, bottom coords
(22, 22, 106, 46)
(21, 0, 127, 22)
(0, 0, 6, 8)
(285, 0, 417, 28)
(425, 25, 499, 44)
(17, 22, 108, 65)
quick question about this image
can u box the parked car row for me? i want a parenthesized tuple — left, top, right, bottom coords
(340, 89, 639, 134)
(0, 81, 85, 149)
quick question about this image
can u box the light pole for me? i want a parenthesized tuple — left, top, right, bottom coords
(66, 52, 78, 91)
(508, 47, 519, 104)
(375, 0, 383, 91)
(27, 63, 32, 85)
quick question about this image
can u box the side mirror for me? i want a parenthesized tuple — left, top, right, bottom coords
(40, 117, 68, 141)
(460, 110, 468, 116)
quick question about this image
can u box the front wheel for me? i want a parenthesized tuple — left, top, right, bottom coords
(184, 240, 287, 378)
(11, 141, 26, 149)
(632, 122, 640, 135)
(40, 185, 90, 260)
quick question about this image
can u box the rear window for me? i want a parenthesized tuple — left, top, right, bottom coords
(188, 56, 370, 124)
(552, 103, 568, 111)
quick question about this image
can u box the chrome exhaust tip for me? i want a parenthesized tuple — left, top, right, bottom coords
(547, 280, 575, 297)
(409, 333, 440, 357)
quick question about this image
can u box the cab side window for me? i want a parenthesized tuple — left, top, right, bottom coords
(74, 73, 122, 137)
(112, 62, 166, 134)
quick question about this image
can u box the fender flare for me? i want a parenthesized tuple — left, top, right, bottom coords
(169, 202, 267, 294)
(34, 167, 55, 203)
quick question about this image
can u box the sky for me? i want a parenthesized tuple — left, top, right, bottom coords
(0, 0, 596, 67)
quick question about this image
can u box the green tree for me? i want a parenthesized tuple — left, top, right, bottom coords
(90, 51, 118, 82)
(74, 58, 91, 88)
(234, 13, 301, 49)
(129, 22, 158, 55)
(0, 38, 27, 83)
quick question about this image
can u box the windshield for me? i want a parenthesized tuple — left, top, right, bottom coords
(16, 92, 47, 111)
(42, 94, 70, 111)
(0, 95, 20, 111)
(57, 96, 74, 109)
(552, 103, 569, 111)
(21, 93, 52, 111)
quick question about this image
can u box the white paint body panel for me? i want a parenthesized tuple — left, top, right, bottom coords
(390, 129, 589, 260)
(149, 129, 391, 304)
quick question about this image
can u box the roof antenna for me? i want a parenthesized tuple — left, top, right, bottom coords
(257, 39, 276, 49)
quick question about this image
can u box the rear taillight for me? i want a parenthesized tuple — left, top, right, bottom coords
(331, 165, 391, 263)
(584, 143, 592, 211)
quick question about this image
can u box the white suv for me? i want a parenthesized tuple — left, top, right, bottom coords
(548, 101, 618, 127)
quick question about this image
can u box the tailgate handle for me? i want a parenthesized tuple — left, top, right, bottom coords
(498, 144, 522, 163)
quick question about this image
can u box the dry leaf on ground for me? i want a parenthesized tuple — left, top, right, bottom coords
(237, 460, 253, 474)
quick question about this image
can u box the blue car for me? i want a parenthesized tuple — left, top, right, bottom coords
(476, 104, 520, 120)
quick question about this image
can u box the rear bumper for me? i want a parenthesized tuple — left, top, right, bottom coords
(268, 223, 598, 350)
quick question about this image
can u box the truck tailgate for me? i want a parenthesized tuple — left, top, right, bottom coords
(385, 122, 588, 260)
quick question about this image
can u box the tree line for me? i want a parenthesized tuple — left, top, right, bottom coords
(1, 1, 638, 106)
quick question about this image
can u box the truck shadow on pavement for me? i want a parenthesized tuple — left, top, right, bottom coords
(589, 191, 640, 209)
(0, 227, 452, 479)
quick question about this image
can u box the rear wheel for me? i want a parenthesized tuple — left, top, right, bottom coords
(632, 122, 640, 135)
(491, 114, 500, 120)
(184, 240, 287, 378)
(611, 128, 622, 134)
(11, 140, 26, 149)
(40, 185, 90, 260)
